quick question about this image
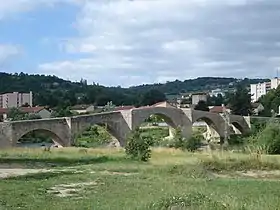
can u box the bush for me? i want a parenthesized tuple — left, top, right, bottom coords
(185, 134, 203, 152)
(74, 125, 112, 148)
(148, 192, 227, 210)
(171, 128, 202, 152)
(125, 127, 153, 161)
(248, 122, 280, 154)
(228, 135, 244, 145)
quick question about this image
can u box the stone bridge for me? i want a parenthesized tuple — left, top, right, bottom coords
(0, 107, 251, 148)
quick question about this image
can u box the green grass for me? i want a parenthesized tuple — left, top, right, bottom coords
(0, 148, 280, 209)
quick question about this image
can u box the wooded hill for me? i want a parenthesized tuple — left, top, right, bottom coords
(0, 72, 268, 108)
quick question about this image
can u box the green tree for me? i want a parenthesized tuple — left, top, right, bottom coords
(51, 106, 73, 118)
(194, 100, 209, 111)
(228, 85, 252, 116)
(125, 127, 153, 161)
(207, 94, 224, 106)
(139, 89, 167, 106)
(259, 86, 280, 116)
(103, 101, 116, 112)
(7, 108, 41, 121)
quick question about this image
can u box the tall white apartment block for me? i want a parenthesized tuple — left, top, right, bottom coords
(250, 82, 270, 102)
(0, 91, 33, 108)
(270, 78, 280, 89)
(250, 78, 280, 102)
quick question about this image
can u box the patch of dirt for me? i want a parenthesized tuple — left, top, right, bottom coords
(0, 168, 50, 179)
(213, 170, 280, 179)
(47, 181, 103, 198)
(0, 167, 85, 179)
(90, 170, 138, 176)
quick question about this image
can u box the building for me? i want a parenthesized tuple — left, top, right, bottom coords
(70, 104, 95, 114)
(251, 102, 264, 115)
(209, 88, 226, 97)
(191, 92, 207, 105)
(0, 92, 33, 108)
(250, 78, 280, 102)
(0, 106, 51, 122)
(250, 82, 270, 102)
(270, 77, 280, 89)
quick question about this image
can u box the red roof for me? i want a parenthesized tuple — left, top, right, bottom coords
(0, 106, 46, 114)
(209, 106, 226, 113)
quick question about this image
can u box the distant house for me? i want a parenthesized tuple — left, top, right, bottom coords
(70, 104, 95, 114)
(0, 106, 51, 122)
(191, 92, 208, 105)
(252, 102, 264, 115)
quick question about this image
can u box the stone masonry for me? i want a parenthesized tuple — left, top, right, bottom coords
(0, 107, 251, 148)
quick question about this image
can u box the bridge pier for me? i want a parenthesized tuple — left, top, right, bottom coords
(0, 108, 251, 149)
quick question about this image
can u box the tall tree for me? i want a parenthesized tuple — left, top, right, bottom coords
(194, 100, 209, 111)
(228, 85, 252, 116)
(139, 89, 167, 106)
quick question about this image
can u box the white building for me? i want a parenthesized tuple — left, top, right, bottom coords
(250, 82, 270, 102)
(209, 88, 225, 97)
(0, 92, 33, 108)
(250, 78, 280, 102)
(191, 92, 207, 105)
(270, 78, 280, 89)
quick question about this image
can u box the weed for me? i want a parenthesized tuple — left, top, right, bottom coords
(148, 192, 227, 210)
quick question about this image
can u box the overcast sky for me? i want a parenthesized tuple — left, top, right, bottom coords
(1, 0, 280, 87)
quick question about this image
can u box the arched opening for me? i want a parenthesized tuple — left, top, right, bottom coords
(16, 129, 63, 148)
(192, 117, 222, 145)
(74, 123, 121, 148)
(231, 122, 244, 135)
(227, 122, 248, 146)
(139, 113, 176, 147)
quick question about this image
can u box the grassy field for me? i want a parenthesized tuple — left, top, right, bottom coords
(0, 148, 280, 210)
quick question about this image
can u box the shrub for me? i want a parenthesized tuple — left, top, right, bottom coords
(172, 127, 185, 149)
(228, 135, 244, 145)
(248, 122, 280, 154)
(185, 134, 203, 152)
(171, 128, 202, 152)
(148, 192, 227, 210)
(125, 127, 153, 162)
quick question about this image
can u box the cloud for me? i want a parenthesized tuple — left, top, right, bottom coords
(0, 44, 21, 63)
(0, 0, 80, 20)
(37, 0, 280, 86)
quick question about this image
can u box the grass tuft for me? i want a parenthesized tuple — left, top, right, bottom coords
(147, 192, 227, 210)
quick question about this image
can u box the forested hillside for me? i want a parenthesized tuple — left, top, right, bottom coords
(0, 72, 268, 108)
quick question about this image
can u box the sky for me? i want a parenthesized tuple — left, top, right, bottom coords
(1, 0, 280, 87)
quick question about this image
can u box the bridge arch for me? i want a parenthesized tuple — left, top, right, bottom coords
(192, 116, 224, 139)
(231, 121, 250, 135)
(70, 112, 131, 147)
(14, 128, 67, 147)
(131, 107, 192, 139)
(229, 115, 251, 135)
(191, 110, 226, 142)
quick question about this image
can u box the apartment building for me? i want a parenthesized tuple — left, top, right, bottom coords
(0, 92, 33, 108)
(250, 78, 280, 102)
(250, 82, 270, 102)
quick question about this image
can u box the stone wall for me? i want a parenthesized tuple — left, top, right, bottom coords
(0, 108, 252, 148)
